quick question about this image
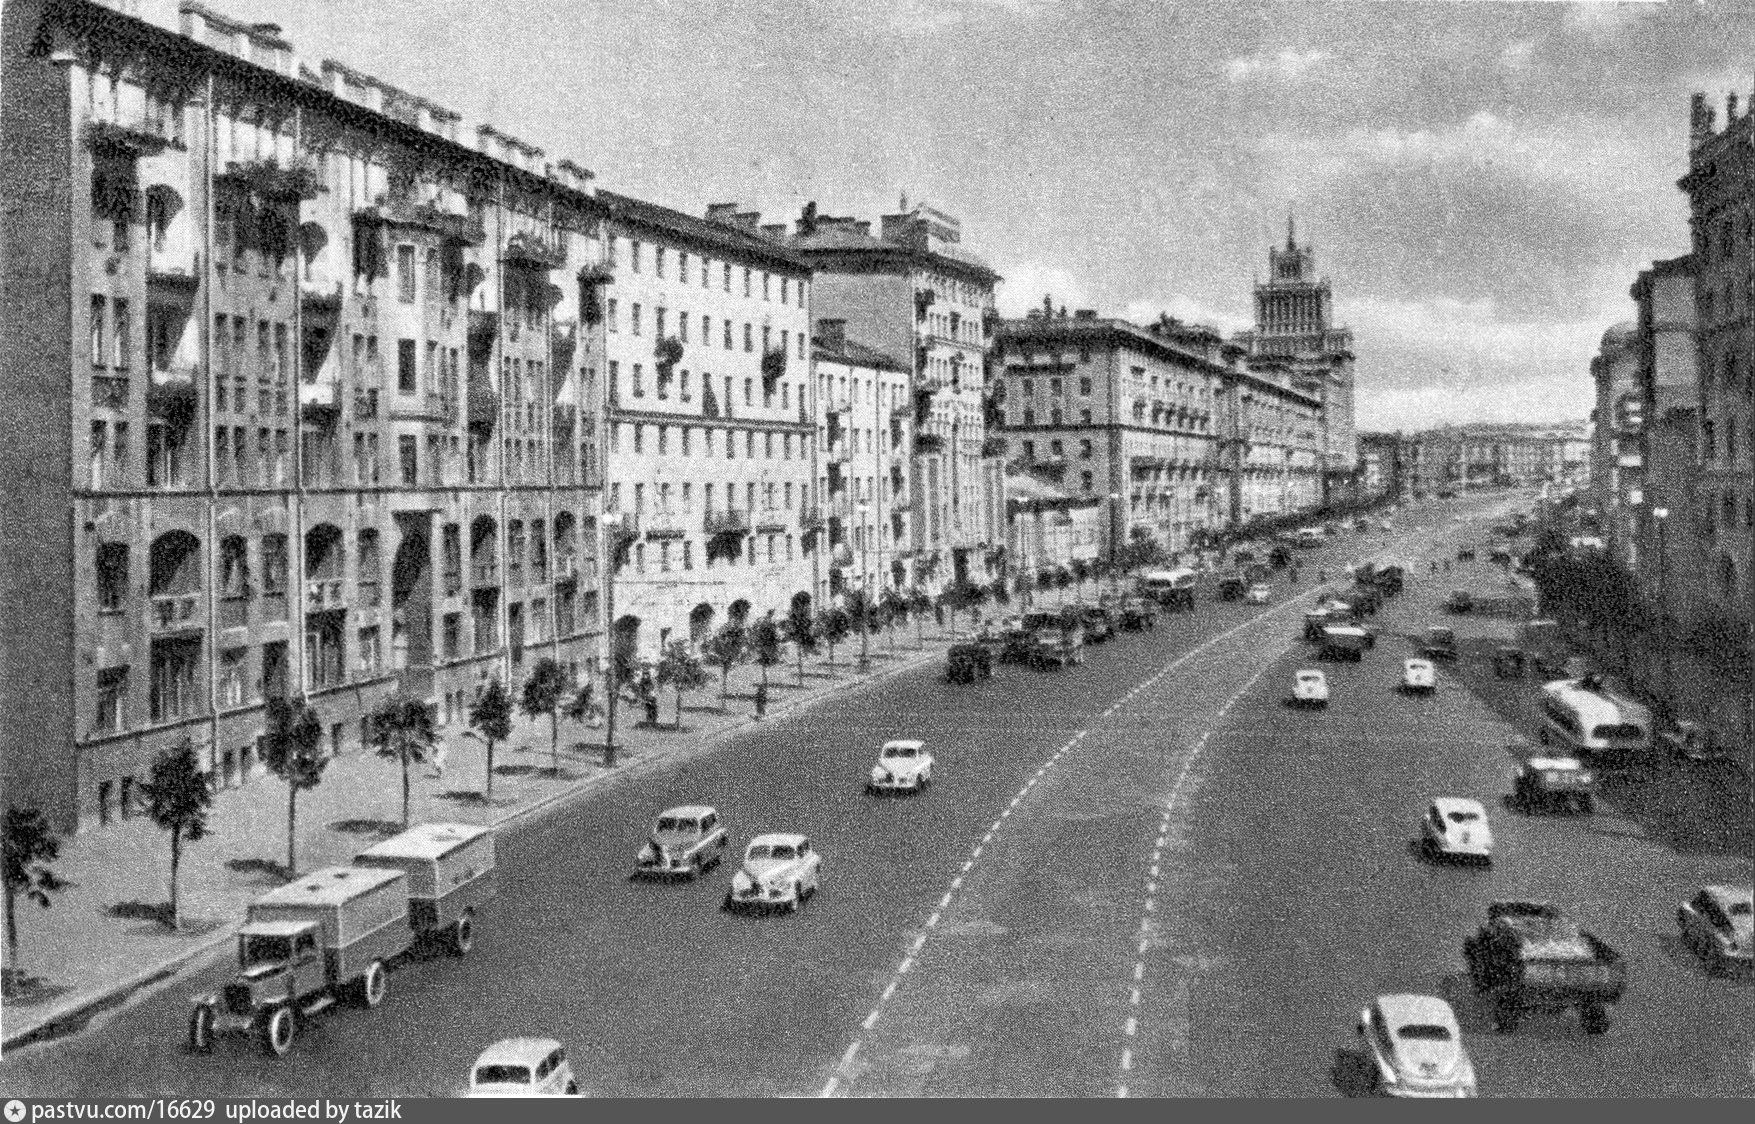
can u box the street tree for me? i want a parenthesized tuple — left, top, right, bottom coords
(702, 623, 747, 709)
(520, 657, 572, 774)
(908, 587, 933, 645)
(260, 696, 327, 877)
(3, 804, 67, 983)
(470, 677, 514, 798)
(1071, 558, 1091, 598)
(815, 606, 851, 666)
(655, 639, 709, 728)
(366, 694, 437, 828)
(783, 602, 817, 685)
(845, 589, 873, 667)
(139, 738, 213, 931)
(748, 615, 784, 689)
(880, 588, 908, 650)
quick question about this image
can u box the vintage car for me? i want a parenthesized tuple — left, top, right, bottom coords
(997, 616, 1035, 663)
(1117, 596, 1158, 631)
(1319, 625, 1370, 661)
(1356, 995, 1477, 1098)
(1303, 609, 1333, 641)
(1511, 755, 1595, 814)
(1216, 574, 1247, 601)
(1291, 669, 1330, 708)
(1420, 797, 1493, 865)
(946, 642, 993, 684)
(1401, 658, 1437, 694)
(469, 1037, 579, 1097)
(868, 738, 934, 794)
(1464, 900, 1626, 1034)
(1445, 589, 1475, 614)
(1079, 604, 1116, 643)
(1676, 885, 1753, 974)
(1245, 583, 1272, 604)
(1422, 626, 1458, 661)
(725, 833, 821, 913)
(635, 805, 729, 879)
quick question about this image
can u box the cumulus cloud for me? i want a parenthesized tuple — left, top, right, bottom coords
(994, 261, 1096, 318)
(1225, 47, 1335, 83)
(1499, 40, 1535, 71)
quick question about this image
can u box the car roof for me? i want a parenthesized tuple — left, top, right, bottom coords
(355, 822, 491, 862)
(1702, 885, 1754, 907)
(748, 832, 806, 848)
(1404, 657, 1433, 667)
(656, 804, 716, 820)
(1431, 797, 1486, 816)
(473, 1037, 563, 1067)
(883, 739, 925, 751)
(1526, 756, 1583, 771)
(1296, 669, 1325, 679)
(1375, 994, 1458, 1030)
(239, 919, 318, 938)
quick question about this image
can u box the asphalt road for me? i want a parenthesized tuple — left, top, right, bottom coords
(4, 491, 1747, 1098)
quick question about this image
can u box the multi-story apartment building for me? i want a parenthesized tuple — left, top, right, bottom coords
(1404, 423, 1591, 496)
(790, 203, 1006, 593)
(1217, 359, 1326, 527)
(594, 195, 814, 663)
(1629, 254, 1705, 622)
(2, 0, 607, 832)
(1005, 473, 1101, 590)
(990, 310, 1226, 559)
(812, 319, 911, 599)
(1589, 323, 1644, 565)
(1680, 91, 1754, 627)
(1233, 220, 1357, 495)
(1357, 431, 1407, 499)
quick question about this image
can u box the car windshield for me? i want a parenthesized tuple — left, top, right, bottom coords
(1593, 723, 1644, 740)
(1446, 810, 1480, 824)
(1397, 1024, 1453, 1042)
(474, 1065, 532, 1085)
(1299, 673, 1322, 683)
(240, 934, 292, 967)
(655, 817, 696, 833)
(748, 844, 795, 860)
(885, 746, 914, 758)
(1728, 900, 1753, 917)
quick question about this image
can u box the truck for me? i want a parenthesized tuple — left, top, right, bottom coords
(1139, 568, 1197, 611)
(189, 823, 496, 1057)
(1462, 900, 1626, 1035)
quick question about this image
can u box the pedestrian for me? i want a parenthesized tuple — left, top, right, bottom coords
(643, 690, 659, 727)
(429, 741, 448, 779)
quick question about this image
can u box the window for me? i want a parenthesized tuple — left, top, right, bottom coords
(218, 647, 249, 709)
(743, 267, 752, 297)
(723, 262, 732, 291)
(90, 296, 106, 366)
(397, 244, 416, 302)
(113, 300, 131, 369)
(607, 298, 619, 332)
(678, 250, 689, 281)
(398, 339, 417, 393)
(633, 363, 645, 398)
(399, 435, 418, 486)
(744, 323, 753, 352)
(1080, 438, 1093, 458)
(1079, 376, 1092, 396)
(656, 246, 666, 275)
(631, 302, 642, 336)
(96, 543, 128, 612)
(723, 320, 733, 349)
(95, 666, 127, 734)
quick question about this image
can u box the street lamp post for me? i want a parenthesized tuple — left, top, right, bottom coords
(1107, 491, 1123, 596)
(600, 512, 621, 767)
(1652, 506, 1670, 709)
(857, 502, 871, 669)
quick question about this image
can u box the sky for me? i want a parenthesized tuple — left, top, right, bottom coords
(153, 0, 1755, 432)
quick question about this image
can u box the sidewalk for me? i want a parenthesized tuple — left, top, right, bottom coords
(0, 622, 967, 1053)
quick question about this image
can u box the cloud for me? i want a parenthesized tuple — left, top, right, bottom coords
(878, 0, 1061, 34)
(1499, 40, 1535, 71)
(994, 261, 1096, 318)
(1122, 294, 1251, 335)
(1225, 48, 1334, 83)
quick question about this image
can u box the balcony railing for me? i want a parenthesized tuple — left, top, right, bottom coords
(799, 506, 825, 531)
(85, 117, 178, 157)
(389, 392, 456, 425)
(354, 197, 485, 245)
(300, 280, 343, 315)
(644, 511, 687, 539)
(471, 560, 500, 586)
(150, 593, 200, 630)
(147, 244, 200, 292)
(606, 513, 641, 541)
(755, 508, 790, 533)
(305, 579, 343, 611)
(222, 158, 324, 202)
(503, 230, 568, 270)
(300, 380, 342, 423)
(704, 508, 750, 536)
(91, 374, 130, 411)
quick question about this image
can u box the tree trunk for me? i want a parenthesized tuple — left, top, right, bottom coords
(675, 690, 684, 729)
(720, 668, 730, 710)
(168, 826, 182, 931)
(5, 882, 19, 975)
(486, 739, 496, 798)
(286, 780, 298, 878)
(796, 644, 804, 686)
(550, 712, 559, 774)
(401, 754, 411, 828)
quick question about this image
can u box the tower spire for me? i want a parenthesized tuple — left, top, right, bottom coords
(1287, 210, 1297, 250)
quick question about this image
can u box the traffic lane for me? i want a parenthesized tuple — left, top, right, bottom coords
(0, 608, 1215, 1097)
(834, 593, 1325, 1097)
(1163, 629, 1753, 1097)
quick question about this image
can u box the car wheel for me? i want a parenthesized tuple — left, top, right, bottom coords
(360, 960, 387, 1009)
(1539, 727, 1551, 746)
(189, 1004, 215, 1054)
(722, 892, 735, 911)
(452, 910, 475, 957)
(1579, 795, 1594, 814)
(261, 1005, 296, 1057)
(1580, 1002, 1609, 1035)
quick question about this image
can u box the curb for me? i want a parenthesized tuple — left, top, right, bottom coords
(0, 639, 948, 1056)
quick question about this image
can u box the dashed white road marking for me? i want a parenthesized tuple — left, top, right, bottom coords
(862, 1009, 880, 1031)
(1121, 1049, 1133, 1071)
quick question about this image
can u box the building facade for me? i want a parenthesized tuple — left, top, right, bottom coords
(812, 319, 911, 601)
(1589, 323, 1644, 566)
(790, 203, 1006, 595)
(595, 195, 815, 663)
(1004, 473, 1101, 592)
(1, 0, 609, 831)
(1629, 255, 1705, 623)
(1233, 220, 1357, 495)
(1680, 91, 1754, 628)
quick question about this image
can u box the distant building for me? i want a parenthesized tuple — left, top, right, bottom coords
(1357, 431, 1407, 498)
(1402, 422, 1588, 497)
(811, 319, 911, 602)
(1005, 473, 1101, 595)
(1629, 254, 1705, 625)
(1590, 323, 1644, 566)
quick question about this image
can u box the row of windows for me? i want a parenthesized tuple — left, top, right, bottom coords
(608, 479, 806, 516)
(615, 236, 806, 308)
(621, 532, 802, 575)
(612, 361, 800, 413)
(610, 422, 807, 460)
(606, 300, 806, 357)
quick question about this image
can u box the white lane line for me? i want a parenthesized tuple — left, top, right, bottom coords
(1130, 987, 1141, 1006)
(1150, 864, 1160, 878)
(1138, 939, 1150, 955)
(898, 955, 914, 974)
(961, 860, 973, 873)
(1116, 1086, 1129, 1099)
(926, 911, 941, 927)
(862, 1009, 880, 1031)
(938, 891, 954, 910)
(1146, 881, 1157, 895)
(1133, 962, 1145, 981)
(971, 845, 983, 859)
(911, 933, 927, 954)
(880, 981, 897, 1002)
(822, 1076, 840, 1097)
(840, 1041, 861, 1070)
(950, 876, 963, 890)
(1144, 899, 1155, 913)
(1121, 1049, 1133, 1071)
(1125, 1017, 1138, 1036)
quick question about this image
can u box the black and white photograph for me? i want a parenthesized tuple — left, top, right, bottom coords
(0, 0, 1750, 1100)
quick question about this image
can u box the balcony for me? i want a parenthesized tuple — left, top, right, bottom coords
(644, 510, 687, 539)
(577, 260, 615, 287)
(502, 231, 567, 270)
(300, 280, 343, 316)
(354, 197, 485, 245)
(300, 380, 342, 424)
(85, 117, 178, 157)
(755, 508, 790, 533)
(467, 379, 499, 434)
(825, 442, 852, 465)
(704, 508, 750, 536)
(471, 560, 500, 587)
(222, 158, 323, 202)
(146, 367, 198, 425)
(467, 310, 500, 348)
(149, 593, 201, 631)
(146, 245, 200, 294)
(304, 579, 343, 611)
(91, 374, 130, 411)
(799, 506, 825, 531)
(825, 388, 855, 415)
(606, 513, 641, 542)
(389, 392, 457, 425)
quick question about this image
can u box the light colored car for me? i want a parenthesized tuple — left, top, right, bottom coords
(725, 833, 821, 913)
(1677, 885, 1753, 973)
(469, 1037, 578, 1096)
(869, 739, 933, 794)
(1421, 797, 1493, 865)
(635, 804, 728, 879)
(1245, 583, 1272, 604)
(1357, 994, 1476, 1098)
(1401, 658, 1437, 694)
(1292, 669, 1330, 707)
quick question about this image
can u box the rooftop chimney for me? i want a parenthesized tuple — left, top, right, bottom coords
(705, 203, 741, 223)
(1073, 309, 1097, 320)
(816, 318, 847, 353)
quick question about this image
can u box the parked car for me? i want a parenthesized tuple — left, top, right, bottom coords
(1292, 669, 1330, 708)
(1245, 583, 1272, 604)
(1463, 900, 1626, 1034)
(868, 739, 934, 794)
(1676, 885, 1753, 974)
(1420, 797, 1493, 865)
(1116, 596, 1158, 631)
(469, 1038, 578, 1097)
(1356, 995, 1476, 1098)
(1445, 590, 1475, 614)
(1422, 626, 1458, 661)
(1510, 755, 1595, 815)
(1216, 574, 1247, 601)
(634, 805, 728, 879)
(1400, 658, 1437, 694)
(946, 642, 993, 684)
(1079, 604, 1116, 643)
(724, 834, 822, 913)
(1319, 625, 1370, 662)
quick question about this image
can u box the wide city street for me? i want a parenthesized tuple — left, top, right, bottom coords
(2, 494, 1748, 1098)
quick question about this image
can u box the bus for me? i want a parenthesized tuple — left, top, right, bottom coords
(1537, 678, 1653, 759)
(1294, 527, 1325, 547)
(1139, 568, 1197, 609)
